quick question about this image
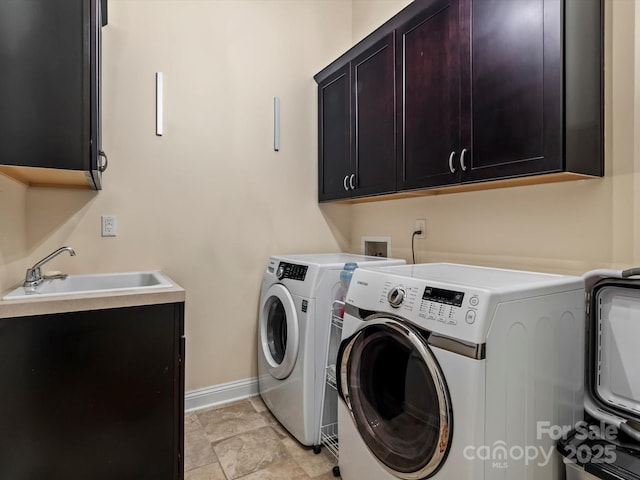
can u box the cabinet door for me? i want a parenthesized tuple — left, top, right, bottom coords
(396, 0, 461, 190)
(0, 0, 103, 189)
(351, 34, 396, 198)
(459, 0, 562, 182)
(0, 303, 185, 479)
(318, 65, 352, 201)
(0, 0, 86, 170)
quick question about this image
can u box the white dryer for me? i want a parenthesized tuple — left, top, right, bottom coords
(337, 263, 585, 479)
(257, 253, 405, 449)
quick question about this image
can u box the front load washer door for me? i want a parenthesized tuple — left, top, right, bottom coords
(260, 284, 300, 380)
(338, 317, 453, 479)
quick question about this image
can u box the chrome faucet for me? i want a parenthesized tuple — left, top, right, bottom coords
(23, 246, 76, 288)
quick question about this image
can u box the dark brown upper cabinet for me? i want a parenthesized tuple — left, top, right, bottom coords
(458, 0, 602, 185)
(318, 34, 396, 201)
(0, 0, 107, 189)
(352, 34, 397, 198)
(318, 65, 352, 201)
(396, 0, 460, 190)
(315, 0, 603, 202)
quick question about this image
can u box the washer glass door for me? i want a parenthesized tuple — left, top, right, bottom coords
(260, 284, 299, 380)
(339, 318, 452, 479)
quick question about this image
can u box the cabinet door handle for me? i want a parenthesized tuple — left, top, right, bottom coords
(448, 151, 456, 173)
(98, 150, 108, 172)
(343, 175, 350, 191)
(349, 173, 355, 190)
(460, 148, 467, 171)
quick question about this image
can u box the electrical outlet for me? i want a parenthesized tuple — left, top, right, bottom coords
(415, 219, 426, 239)
(101, 215, 117, 237)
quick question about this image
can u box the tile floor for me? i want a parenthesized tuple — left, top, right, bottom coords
(185, 396, 341, 480)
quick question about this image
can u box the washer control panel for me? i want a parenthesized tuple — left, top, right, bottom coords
(419, 285, 467, 325)
(423, 286, 464, 307)
(379, 281, 484, 328)
(276, 262, 308, 281)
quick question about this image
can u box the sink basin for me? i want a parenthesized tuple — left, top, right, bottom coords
(2, 271, 173, 300)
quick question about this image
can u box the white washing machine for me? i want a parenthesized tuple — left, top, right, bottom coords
(257, 253, 405, 449)
(337, 263, 586, 479)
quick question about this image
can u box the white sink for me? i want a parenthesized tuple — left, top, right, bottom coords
(2, 271, 173, 300)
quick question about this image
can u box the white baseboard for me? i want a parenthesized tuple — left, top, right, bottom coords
(185, 377, 259, 412)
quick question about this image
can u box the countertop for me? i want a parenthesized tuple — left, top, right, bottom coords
(0, 273, 185, 319)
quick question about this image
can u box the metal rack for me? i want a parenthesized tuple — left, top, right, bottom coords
(319, 300, 344, 464)
(320, 421, 339, 459)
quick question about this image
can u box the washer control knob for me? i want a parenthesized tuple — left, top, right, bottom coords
(388, 287, 406, 308)
(276, 264, 285, 280)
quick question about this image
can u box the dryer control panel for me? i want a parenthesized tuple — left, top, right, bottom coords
(347, 262, 583, 345)
(277, 262, 308, 281)
(419, 285, 470, 326)
(375, 279, 487, 339)
(422, 286, 465, 306)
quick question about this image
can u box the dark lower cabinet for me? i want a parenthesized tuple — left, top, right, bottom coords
(315, 0, 603, 202)
(0, 302, 185, 480)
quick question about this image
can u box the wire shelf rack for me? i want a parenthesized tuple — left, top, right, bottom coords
(326, 364, 337, 390)
(319, 300, 344, 462)
(321, 422, 339, 460)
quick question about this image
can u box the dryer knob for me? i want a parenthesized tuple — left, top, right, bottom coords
(388, 287, 406, 308)
(276, 264, 285, 280)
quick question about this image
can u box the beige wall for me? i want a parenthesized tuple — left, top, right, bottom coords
(0, 0, 636, 392)
(0, 176, 27, 291)
(352, 0, 412, 43)
(350, 0, 640, 276)
(0, 0, 354, 391)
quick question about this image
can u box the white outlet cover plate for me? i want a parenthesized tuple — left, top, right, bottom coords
(101, 215, 117, 237)
(415, 219, 426, 239)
